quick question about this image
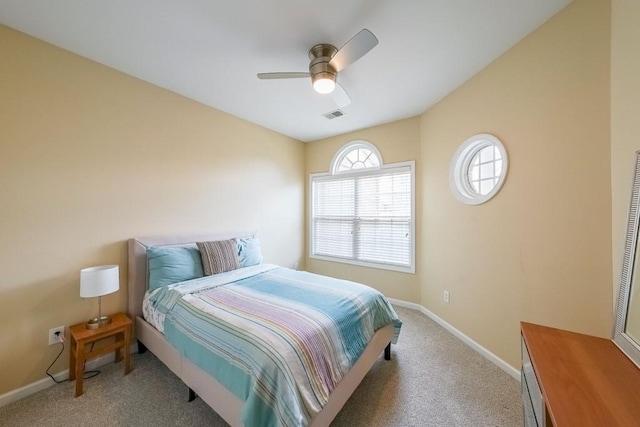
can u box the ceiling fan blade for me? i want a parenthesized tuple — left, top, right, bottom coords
(329, 29, 378, 72)
(257, 72, 310, 79)
(331, 82, 351, 109)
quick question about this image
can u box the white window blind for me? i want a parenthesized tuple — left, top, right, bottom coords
(311, 164, 414, 271)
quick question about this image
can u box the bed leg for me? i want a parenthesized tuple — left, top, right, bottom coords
(137, 340, 147, 354)
(384, 343, 391, 361)
(188, 388, 198, 402)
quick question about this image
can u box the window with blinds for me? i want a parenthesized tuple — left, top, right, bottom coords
(310, 158, 415, 273)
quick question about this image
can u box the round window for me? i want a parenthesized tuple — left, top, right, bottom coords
(449, 134, 508, 205)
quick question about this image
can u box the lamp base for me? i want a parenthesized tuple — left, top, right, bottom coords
(85, 315, 112, 329)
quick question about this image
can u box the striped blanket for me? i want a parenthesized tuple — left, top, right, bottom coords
(147, 264, 401, 427)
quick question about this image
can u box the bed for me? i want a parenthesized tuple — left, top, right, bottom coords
(128, 232, 401, 427)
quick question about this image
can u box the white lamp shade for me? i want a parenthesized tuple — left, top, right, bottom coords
(80, 265, 120, 298)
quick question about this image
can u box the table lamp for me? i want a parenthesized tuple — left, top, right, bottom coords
(80, 265, 119, 329)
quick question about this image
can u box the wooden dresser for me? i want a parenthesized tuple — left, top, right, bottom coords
(520, 322, 640, 426)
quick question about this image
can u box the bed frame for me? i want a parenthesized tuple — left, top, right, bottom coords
(128, 233, 394, 427)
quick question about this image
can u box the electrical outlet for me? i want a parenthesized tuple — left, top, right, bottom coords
(48, 326, 65, 345)
(443, 290, 450, 304)
(294, 262, 299, 270)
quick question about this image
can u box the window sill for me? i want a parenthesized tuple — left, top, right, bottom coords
(309, 254, 415, 274)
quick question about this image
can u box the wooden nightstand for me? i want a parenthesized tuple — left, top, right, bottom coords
(69, 312, 132, 397)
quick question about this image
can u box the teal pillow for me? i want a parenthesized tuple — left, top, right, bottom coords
(147, 246, 204, 291)
(237, 236, 263, 267)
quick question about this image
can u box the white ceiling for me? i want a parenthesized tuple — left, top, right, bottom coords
(0, 0, 571, 142)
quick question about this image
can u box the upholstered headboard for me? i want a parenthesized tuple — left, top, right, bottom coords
(127, 231, 256, 319)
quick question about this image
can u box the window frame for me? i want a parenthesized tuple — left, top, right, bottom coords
(309, 145, 415, 274)
(449, 133, 508, 205)
(330, 140, 384, 174)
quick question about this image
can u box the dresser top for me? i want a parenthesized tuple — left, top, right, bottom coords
(521, 322, 640, 426)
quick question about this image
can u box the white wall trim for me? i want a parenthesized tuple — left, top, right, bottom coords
(0, 344, 137, 408)
(2, 303, 521, 408)
(388, 298, 521, 381)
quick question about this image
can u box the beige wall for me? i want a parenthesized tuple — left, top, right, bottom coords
(0, 25, 305, 395)
(304, 0, 612, 371)
(611, 2, 640, 292)
(1, 0, 624, 397)
(420, 0, 612, 368)
(611, 1, 640, 337)
(304, 117, 422, 303)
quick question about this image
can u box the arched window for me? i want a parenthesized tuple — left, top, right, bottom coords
(331, 141, 382, 174)
(311, 141, 415, 273)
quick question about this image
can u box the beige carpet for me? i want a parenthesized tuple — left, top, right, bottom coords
(0, 306, 522, 426)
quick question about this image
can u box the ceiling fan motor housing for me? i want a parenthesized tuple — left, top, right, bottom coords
(309, 44, 338, 83)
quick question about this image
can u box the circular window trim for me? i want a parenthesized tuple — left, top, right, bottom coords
(449, 133, 508, 205)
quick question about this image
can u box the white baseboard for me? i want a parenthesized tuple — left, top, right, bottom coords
(388, 298, 520, 381)
(0, 343, 138, 408)
(2, 303, 520, 408)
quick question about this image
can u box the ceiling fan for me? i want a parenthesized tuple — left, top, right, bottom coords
(257, 29, 378, 109)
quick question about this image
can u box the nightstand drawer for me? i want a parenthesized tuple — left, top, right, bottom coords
(522, 336, 544, 426)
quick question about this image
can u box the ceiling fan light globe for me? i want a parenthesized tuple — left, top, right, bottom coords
(313, 78, 336, 94)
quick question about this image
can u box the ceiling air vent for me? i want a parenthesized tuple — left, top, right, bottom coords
(323, 109, 345, 120)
